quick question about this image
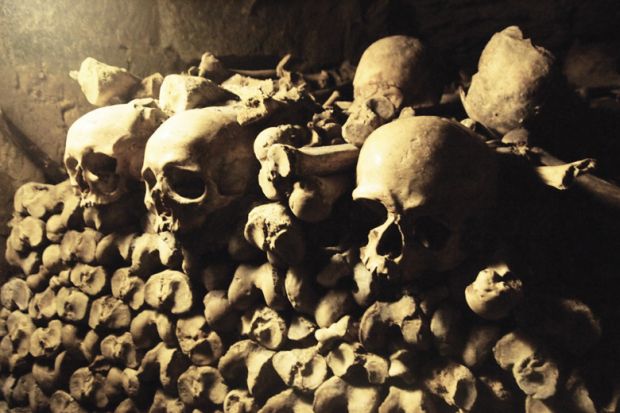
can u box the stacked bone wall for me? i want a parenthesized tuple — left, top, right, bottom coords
(0, 0, 619, 283)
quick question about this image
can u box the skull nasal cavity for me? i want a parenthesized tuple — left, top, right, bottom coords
(167, 168, 207, 199)
(377, 222, 403, 258)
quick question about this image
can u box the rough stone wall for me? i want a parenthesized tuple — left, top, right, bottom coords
(0, 0, 618, 279)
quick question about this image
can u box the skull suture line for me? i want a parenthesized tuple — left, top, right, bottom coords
(142, 106, 257, 234)
(353, 116, 497, 280)
(64, 100, 166, 207)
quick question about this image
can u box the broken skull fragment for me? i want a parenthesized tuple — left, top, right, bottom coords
(1, 24, 616, 413)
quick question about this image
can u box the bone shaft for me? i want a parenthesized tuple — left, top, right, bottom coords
(273, 144, 359, 177)
(533, 147, 620, 211)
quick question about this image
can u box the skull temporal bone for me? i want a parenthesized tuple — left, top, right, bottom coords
(142, 106, 257, 234)
(64, 101, 166, 206)
(353, 116, 497, 280)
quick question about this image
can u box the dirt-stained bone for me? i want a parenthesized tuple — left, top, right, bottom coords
(353, 116, 497, 280)
(71, 57, 141, 106)
(65, 100, 166, 206)
(142, 106, 257, 234)
(461, 26, 557, 135)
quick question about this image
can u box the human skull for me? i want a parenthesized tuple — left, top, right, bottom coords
(142, 106, 257, 234)
(353, 116, 497, 280)
(353, 35, 443, 110)
(64, 100, 166, 206)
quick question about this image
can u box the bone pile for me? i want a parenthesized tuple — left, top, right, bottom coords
(0, 27, 613, 413)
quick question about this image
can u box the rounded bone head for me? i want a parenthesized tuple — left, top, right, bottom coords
(353, 116, 497, 280)
(64, 100, 166, 207)
(142, 106, 257, 234)
(353, 35, 442, 109)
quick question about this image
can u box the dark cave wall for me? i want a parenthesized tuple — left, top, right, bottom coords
(0, 0, 618, 277)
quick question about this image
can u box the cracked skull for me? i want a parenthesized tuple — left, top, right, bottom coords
(141, 106, 257, 234)
(64, 100, 166, 206)
(353, 116, 497, 280)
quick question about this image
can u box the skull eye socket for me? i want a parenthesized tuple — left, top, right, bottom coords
(353, 199, 388, 228)
(412, 216, 451, 251)
(165, 167, 207, 200)
(65, 156, 78, 172)
(142, 168, 156, 190)
(83, 152, 117, 176)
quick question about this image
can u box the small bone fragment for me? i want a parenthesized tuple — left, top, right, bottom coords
(176, 314, 224, 366)
(316, 248, 356, 288)
(248, 306, 288, 350)
(315, 289, 356, 329)
(203, 290, 238, 333)
(0, 311, 35, 369)
(285, 266, 319, 315)
(378, 387, 438, 413)
(224, 389, 257, 413)
(388, 349, 419, 384)
(254, 125, 311, 162)
(359, 294, 431, 352)
(287, 315, 317, 343)
(26, 268, 52, 292)
(228, 262, 288, 311)
(260, 389, 313, 413)
(95, 232, 136, 267)
(88, 296, 132, 330)
(198, 52, 230, 83)
(69, 367, 108, 409)
(535, 159, 596, 190)
(72, 57, 140, 106)
(144, 270, 193, 314)
(100, 332, 138, 368)
(69, 263, 108, 296)
(342, 96, 397, 147)
(49, 390, 87, 413)
(315, 315, 359, 351)
(289, 174, 350, 222)
(60, 228, 103, 264)
(327, 342, 389, 384)
(42, 244, 64, 273)
(55, 287, 89, 322)
(150, 389, 186, 413)
(130, 232, 182, 276)
(28, 287, 57, 320)
(465, 262, 523, 320)
(140, 342, 191, 394)
(111, 268, 145, 310)
(33, 351, 83, 394)
(313, 376, 382, 413)
(267, 143, 359, 178)
(61, 326, 100, 362)
(0, 278, 32, 311)
(7, 216, 46, 252)
(218, 339, 281, 400)
(493, 331, 559, 399)
(244, 203, 306, 267)
(133, 72, 164, 99)
(159, 74, 235, 114)
(177, 365, 228, 407)
(422, 359, 477, 411)
(272, 347, 328, 392)
(130, 309, 176, 349)
(29, 319, 62, 358)
(5, 248, 41, 275)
